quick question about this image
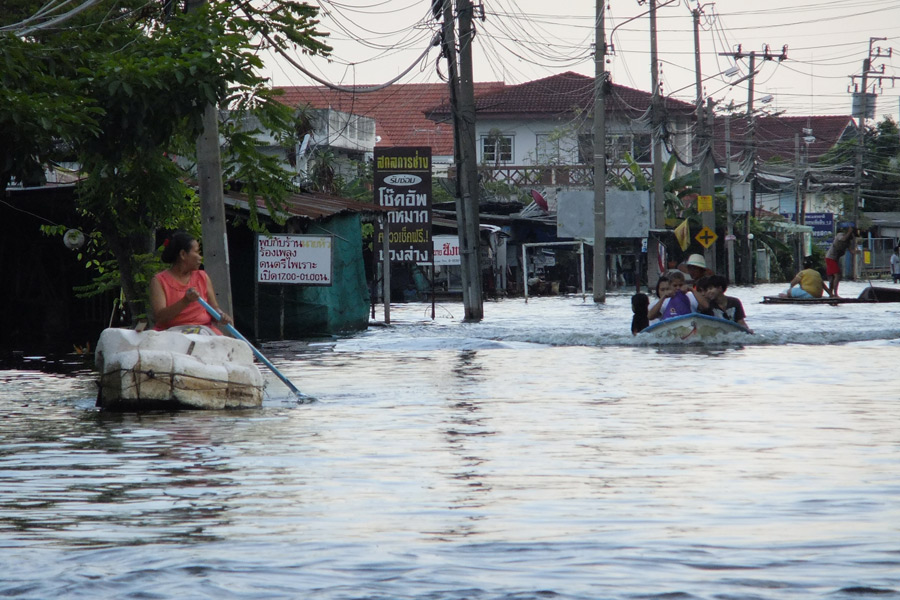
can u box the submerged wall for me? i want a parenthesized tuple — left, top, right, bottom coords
(230, 213, 371, 340)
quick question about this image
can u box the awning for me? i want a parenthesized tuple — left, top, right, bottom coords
(759, 221, 814, 233)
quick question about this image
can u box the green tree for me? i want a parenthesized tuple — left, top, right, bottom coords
(1, 0, 331, 321)
(818, 116, 900, 214)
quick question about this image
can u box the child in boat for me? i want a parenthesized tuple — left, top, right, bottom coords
(697, 275, 752, 332)
(648, 271, 698, 321)
(644, 275, 670, 328)
(631, 293, 650, 335)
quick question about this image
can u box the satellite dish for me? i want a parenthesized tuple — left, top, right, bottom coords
(530, 189, 549, 211)
(63, 229, 85, 250)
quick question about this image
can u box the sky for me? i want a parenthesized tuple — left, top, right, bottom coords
(263, 0, 900, 125)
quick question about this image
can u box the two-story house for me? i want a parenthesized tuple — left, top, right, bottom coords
(425, 71, 698, 200)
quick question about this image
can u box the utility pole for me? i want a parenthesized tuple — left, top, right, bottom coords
(441, 0, 483, 320)
(457, 0, 483, 320)
(744, 50, 756, 285)
(190, 0, 232, 316)
(725, 114, 735, 284)
(693, 6, 716, 273)
(649, 0, 665, 286)
(719, 43, 787, 284)
(849, 37, 895, 280)
(593, 0, 607, 302)
(794, 132, 802, 271)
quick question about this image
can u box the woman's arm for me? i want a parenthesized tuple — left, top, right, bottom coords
(150, 274, 198, 325)
(647, 296, 666, 320)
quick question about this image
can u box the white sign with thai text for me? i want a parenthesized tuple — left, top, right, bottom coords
(256, 234, 333, 285)
(427, 235, 461, 266)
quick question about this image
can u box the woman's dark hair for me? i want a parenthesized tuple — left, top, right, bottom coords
(631, 292, 650, 334)
(655, 275, 670, 297)
(161, 231, 196, 264)
(632, 292, 649, 314)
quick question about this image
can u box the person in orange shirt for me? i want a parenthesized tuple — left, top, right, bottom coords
(149, 231, 232, 334)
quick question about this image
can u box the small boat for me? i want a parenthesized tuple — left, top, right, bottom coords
(95, 327, 264, 410)
(762, 286, 900, 305)
(640, 313, 751, 341)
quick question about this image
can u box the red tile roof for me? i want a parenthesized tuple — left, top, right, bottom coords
(427, 71, 696, 119)
(711, 114, 854, 164)
(276, 82, 505, 156)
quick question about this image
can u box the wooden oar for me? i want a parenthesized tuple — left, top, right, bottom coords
(197, 298, 308, 400)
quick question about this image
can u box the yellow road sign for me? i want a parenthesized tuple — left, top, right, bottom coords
(695, 226, 718, 248)
(697, 195, 713, 212)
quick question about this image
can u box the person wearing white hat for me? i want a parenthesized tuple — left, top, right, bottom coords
(678, 253, 713, 284)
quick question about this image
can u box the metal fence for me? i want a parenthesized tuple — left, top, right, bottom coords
(860, 237, 897, 277)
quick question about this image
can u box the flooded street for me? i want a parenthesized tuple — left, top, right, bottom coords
(2, 282, 899, 599)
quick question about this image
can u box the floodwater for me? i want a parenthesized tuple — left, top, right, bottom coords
(2, 282, 899, 599)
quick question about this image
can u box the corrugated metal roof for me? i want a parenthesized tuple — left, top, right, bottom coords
(225, 190, 391, 222)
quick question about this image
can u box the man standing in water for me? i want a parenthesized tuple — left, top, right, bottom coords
(825, 224, 858, 297)
(891, 246, 900, 284)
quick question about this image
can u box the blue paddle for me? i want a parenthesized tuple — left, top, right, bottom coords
(197, 297, 308, 400)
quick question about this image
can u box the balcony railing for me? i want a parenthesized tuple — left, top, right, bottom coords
(463, 163, 653, 188)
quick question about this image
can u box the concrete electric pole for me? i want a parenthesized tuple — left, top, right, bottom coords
(718, 43, 787, 284)
(441, 0, 483, 321)
(593, 0, 607, 303)
(849, 37, 896, 280)
(190, 0, 233, 315)
(693, 7, 716, 274)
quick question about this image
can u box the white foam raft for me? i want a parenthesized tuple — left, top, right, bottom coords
(95, 327, 264, 410)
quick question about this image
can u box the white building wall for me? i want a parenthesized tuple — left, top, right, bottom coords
(473, 116, 691, 173)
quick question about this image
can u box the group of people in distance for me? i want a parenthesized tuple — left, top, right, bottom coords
(631, 254, 752, 335)
(632, 223, 865, 335)
(779, 223, 859, 300)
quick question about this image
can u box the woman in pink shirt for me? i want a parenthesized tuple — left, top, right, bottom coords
(149, 231, 232, 334)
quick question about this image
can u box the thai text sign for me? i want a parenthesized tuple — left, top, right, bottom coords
(374, 147, 432, 263)
(427, 235, 461, 266)
(804, 213, 834, 239)
(256, 234, 333, 285)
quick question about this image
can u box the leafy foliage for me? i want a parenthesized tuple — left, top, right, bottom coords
(818, 116, 900, 213)
(2, 0, 331, 321)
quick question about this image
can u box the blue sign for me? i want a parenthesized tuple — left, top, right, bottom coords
(803, 213, 834, 239)
(803, 212, 834, 249)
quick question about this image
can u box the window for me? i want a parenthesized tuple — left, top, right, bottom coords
(632, 134, 652, 163)
(536, 133, 560, 163)
(577, 133, 593, 164)
(579, 133, 654, 165)
(481, 134, 513, 164)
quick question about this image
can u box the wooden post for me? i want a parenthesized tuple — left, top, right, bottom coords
(382, 214, 391, 324)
